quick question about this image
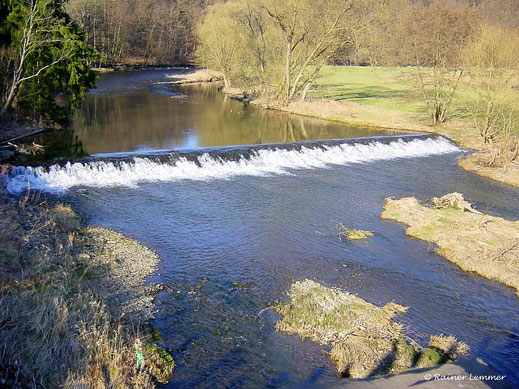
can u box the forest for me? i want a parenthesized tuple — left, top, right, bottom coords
(0, 0, 517, 118)
(0, 0, 518, 118)
(63, 0, 519, 67)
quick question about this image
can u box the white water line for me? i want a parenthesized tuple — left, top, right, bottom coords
(5, 137, 459, 194)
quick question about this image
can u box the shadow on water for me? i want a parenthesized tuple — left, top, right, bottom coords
(15, 129, 88, 164)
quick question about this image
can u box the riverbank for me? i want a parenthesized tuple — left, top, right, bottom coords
(381, 193, 519, 298)
(0, 174, 173, 387)
(459, 153, 519, 188)
(178, 67, 519, 188)
(0, 112, 63, 162)
(166, 68, 224, 84)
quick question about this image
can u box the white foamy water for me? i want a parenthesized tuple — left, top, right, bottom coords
(5, 137, 459, 194)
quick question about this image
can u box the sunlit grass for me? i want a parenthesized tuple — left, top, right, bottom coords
(311, 66, 518, 123)
(311, 66, 424, 113)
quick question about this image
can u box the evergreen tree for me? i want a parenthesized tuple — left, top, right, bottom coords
(1, 0, 96, 119)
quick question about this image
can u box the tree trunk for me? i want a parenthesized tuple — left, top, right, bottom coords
(0, 85, 16, 116)
(300, 82, 311, 102)
(223, 74, 231, 89)
(283, 40, 292, 106)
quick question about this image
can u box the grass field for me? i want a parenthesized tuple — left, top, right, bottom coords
(255, 65, 482, 148)
(311, 66, 425, 113)
(311, 65, 518, 121)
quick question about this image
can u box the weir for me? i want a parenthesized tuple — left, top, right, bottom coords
(5, 134, 459, 194)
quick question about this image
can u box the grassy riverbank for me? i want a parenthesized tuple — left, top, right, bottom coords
(261, 66, 519, 187)
(381, 194, 519, 298)
(0, 177, 173, 387)
(176, 65, 515, 188)
(253, 67, 483, 148)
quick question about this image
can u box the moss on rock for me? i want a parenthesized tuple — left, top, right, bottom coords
(142, 344, 175, 384)
(416, 348, 447, 368)
(148, 324, 163, 343)
(391, 337, 418, 373)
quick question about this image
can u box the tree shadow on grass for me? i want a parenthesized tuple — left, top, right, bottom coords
(316, 85, 409, 102)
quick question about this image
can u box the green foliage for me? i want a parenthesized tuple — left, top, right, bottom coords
(148, 324, 162, 343)
(142, 344, 175, 384)
(1, 0, 96, 119)
(416, 348, 448, 367)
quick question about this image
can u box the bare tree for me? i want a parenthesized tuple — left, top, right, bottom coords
(195, 1, 248, 88)
(261, 0, 356, 104)
(66, 0, 207, 65)
(404, 1, 476, 125)
(463, 24, 519, 152)
(343, 0, 410, 67)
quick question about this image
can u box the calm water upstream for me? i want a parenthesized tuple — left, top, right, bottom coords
(6, 69, 519, 387)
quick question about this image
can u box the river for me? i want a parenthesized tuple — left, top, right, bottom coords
(6, 69, 519, 388)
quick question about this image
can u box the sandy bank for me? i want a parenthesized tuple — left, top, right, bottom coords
(459, 153, 519, 188)
(381, 194, 519, 298)
(91, 67, 116, 74)
(165, 68, 224, 84)
(0, 178, 173, 387)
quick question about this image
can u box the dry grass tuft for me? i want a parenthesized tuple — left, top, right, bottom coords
(333, 221, 374, 241)
(381, 194, 519, 297)
(431, 192, 481, 214)
(330, 335, 395, 378)
(50, 203, 82, 231)
(64, 302, 156, 389)
(429, 334, 470, 360)
(275, 280, 467, 378)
